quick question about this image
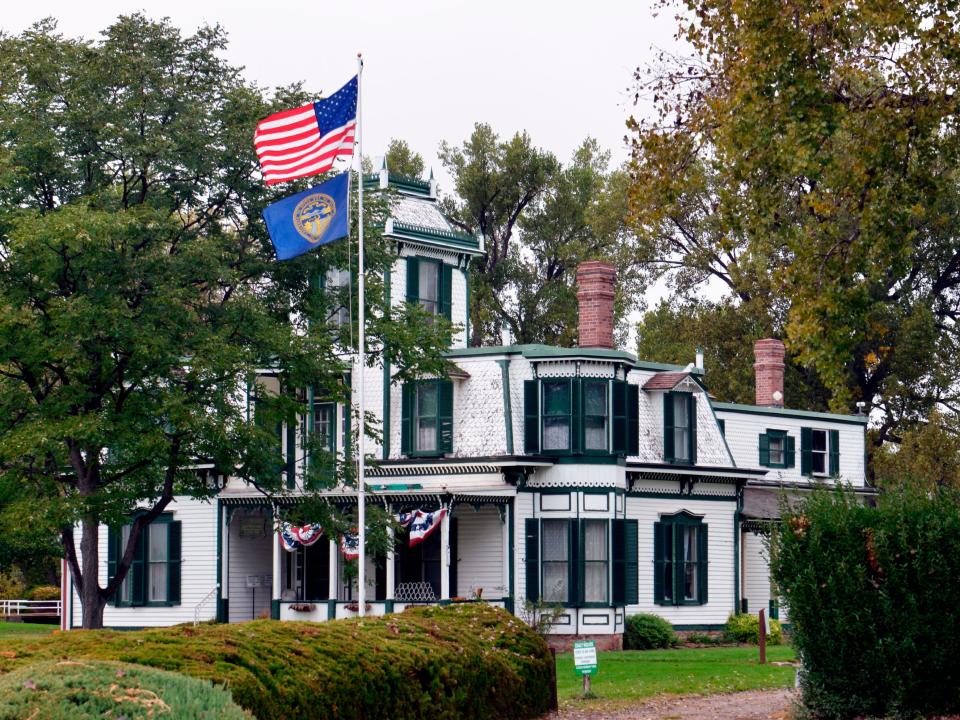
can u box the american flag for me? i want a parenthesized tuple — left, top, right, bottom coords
(254, 75, 357, 185)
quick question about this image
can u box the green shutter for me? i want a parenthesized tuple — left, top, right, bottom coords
(653, 521, 664, 605)
(611, 519, 625, 604)
(438, 380, 454, 453)
(625, 519, 638, 605)
(405, 257, 419, 303)
(759, 433, 770, 466)
(571, 378, 582, 455)
(785, 435, 796, 468)
(663, 393, 675, 462)
(697, 523, 708, 605)
(107, 527, 120, 606)
(525, 519, 539, 603)
(342, 372, 353, 459)
(285, 416, 297, 489)
(829, 429, 840, 475)
(627, 384, 640, 456)
(568, 520, 580, 605)
(440, 263, 453, 320)
(612, 381, 627, 455)
(400, 383, 413, 455)
(130, 524, 145, 606)
(688, 395, 697, 465)
(800, 426, 812, 475)
(167, 520, 182, 605)
(523, 380, 539, 454)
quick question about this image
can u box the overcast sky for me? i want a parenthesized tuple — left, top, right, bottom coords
(3, 1, 680, 188)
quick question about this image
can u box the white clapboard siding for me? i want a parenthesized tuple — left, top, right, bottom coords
(226, 508, 274, 622)
(454, 505, 505, 598)
(716, 407, 866, 486)
(69, 498, 217, 628)
(741, 531, 789, 623)
(625, 496, 736, 626)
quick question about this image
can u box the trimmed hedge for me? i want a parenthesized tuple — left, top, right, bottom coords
(0, 660, 251, 719)
(24, 584, 59, 601)
(724, 613, 782, 645)
(772, 486, 960, 719)
(623, 613, 678, 650)
(0, 604, 553, 720)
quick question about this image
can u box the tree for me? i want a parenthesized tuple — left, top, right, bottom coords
(440, 129, 638, 347)
(635, 298, 830, 410)
(384, 138, 425, 178)
(439, 124, 558, 346)
(628, 0, 960, 452)
(0, 17, 449, 628)
(873, 412, 960, 491)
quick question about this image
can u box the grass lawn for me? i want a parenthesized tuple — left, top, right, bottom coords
(556, 645, 797, 709)
(0, 622, 57, 638)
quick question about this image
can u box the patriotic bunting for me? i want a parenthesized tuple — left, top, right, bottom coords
(279, 523, 324, 552)
(408, 509, 446, 547)
(280, 507, 447, 555)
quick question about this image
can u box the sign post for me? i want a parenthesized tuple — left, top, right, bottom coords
(573, 640, 598, 696)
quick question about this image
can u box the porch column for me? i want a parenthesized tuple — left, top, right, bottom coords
(328, 538, 338, 606)
(271, 527, 281, 619)
(440, 510, 451, 601)
(386, 520, 396, 609)
(220, 504, 230, 622)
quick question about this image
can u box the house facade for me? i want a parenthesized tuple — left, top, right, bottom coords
(63, 170, 872, 642)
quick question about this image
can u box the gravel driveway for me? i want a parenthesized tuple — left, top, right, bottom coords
(547, 688, 798, 720)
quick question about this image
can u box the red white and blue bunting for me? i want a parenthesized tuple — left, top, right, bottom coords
(280, 507, 447, 555)
(279, 523, 324, 552)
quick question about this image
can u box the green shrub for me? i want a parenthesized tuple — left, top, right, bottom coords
(683, 632, 723, 645)
(772, 485, 960, 719)
(0, 604, 553, 720)
(24, 585, 59, 601)
(624, 613, 678, 650)
(724, 613, 782, 645)
(0, 659, 251, 719)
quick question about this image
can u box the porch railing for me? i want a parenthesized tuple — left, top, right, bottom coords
(0, 599, 62, 619)
(193, 585, 220, 627)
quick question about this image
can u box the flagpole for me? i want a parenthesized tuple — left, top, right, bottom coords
(355, 53, 366, 617)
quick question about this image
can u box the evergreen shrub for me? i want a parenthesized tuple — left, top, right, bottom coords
(724, 613, 782, 645)
(0, 604, 553, 720)
(0, 659, 251, 719)
(623, 613, 678, 649)
(772, 486, 960, 719)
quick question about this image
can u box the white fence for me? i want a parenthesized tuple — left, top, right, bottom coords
(0, 599, 62, 618)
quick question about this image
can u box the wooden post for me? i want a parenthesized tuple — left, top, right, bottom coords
(583, 673, 591, 696)
(759, 607, 767, 665)
(549, 647, 559, 710)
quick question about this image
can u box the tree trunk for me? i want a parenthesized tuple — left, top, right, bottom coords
(79, 515, 106, 629)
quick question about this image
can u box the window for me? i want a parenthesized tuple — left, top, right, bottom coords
(541, 520, 569, 602)
(583, 382, 608, 451)
(801, 427, 840, 476)
(759, 430, 795, 468)
(324, 269, 351, 327)
(406, 257, 452, 320)
(542, 380, 572, 452)
(108, 515, 181, 607)
(654, 513, 708, 606)
(401, 380, 453, 456)
(523, 379, 639, 457)
(313, 402, 335, 451)
(524, 517, 638, 607)
(582, 520, 608, 603)
(664, 392, 697, 464)
(416, 383, 439, 452)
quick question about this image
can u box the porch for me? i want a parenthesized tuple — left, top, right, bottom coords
(218, 492, 514, 623)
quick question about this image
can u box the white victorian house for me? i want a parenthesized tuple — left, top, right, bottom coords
(63, 169, 872, 645)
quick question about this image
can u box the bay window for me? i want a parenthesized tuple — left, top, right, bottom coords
(401, 379, 453, 457)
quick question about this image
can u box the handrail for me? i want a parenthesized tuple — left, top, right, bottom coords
(193, 585, 219, 627)
(0, 599, 62, 617)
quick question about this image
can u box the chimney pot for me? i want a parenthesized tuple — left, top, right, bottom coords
(576, 261, 616, 349)
(754, 338, 785, 408)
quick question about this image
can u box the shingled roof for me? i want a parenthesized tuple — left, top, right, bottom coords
(641, 371, 690, 391)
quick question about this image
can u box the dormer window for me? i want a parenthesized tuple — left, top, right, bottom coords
(664, 391, 697, 465)
(523, 378, 638, 457)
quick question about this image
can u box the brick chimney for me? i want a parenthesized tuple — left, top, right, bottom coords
(754, 338, 785, 407)
(576, 261, 616, 349)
